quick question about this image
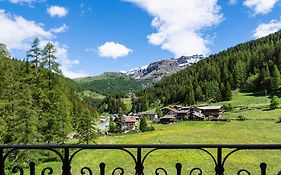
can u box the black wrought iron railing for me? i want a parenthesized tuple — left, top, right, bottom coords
(0, 144, 281, 175)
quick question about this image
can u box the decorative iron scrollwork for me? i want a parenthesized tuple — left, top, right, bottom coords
(190, 167, 203, 175)
(155, 167, 167, 175)
(0, 144, 280, 175)
(12, 166, 24, 175)
(41, 167, 53, 175)
(237, 169, 251, 175)
(112, 167, 124, 175)
(81, 167, 93, 175)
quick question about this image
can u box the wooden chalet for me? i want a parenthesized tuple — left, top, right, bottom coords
(124, 116, 138, 131)
(188, 111, 205, 120)
(175, 110, 190, 120)
(161, 107, 176, 115)
(159, 115, 177, 124)
(198, 106, 224, 117)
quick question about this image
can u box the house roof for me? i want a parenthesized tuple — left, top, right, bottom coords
(192, 111, 205, 118)
(160, 115, 176, 119)
(179, 106, 192, 110)
(198, 106, 222, 110)
(176, 110, 190, 114)
(124, 116, 138, 123)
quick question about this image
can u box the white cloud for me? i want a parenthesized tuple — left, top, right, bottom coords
(50, 24, 68, 33)
(0, 9, 52, 50)
(229, 0, 237, 5)
(253, 19, 281, 38)
(243, 0, 279, 15)
(0, 9, 86, 79)
(124, 0, 223, 56)
(9, 0, 44, 5)
(97, 42, 132, 59)
(47, 6, 68, 18)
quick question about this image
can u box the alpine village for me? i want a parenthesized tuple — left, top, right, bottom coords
(1, 6, 281, 175)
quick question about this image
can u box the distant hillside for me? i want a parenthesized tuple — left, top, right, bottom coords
(132, 30, 281, 111)
(75, 55, 203, 95)
(126, 55, 203, 81)
(75, 72, 150, 95)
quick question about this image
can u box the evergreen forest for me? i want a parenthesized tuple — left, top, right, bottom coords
(0, 39, 98, 146)
(132, 31, 281, 112)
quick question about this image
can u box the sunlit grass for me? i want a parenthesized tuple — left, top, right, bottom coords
(15, 92, 281, 175)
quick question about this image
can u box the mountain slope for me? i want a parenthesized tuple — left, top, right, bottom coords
(126, 55, 203, 81)
(75, 72, 150, 95)
(0, 54, 97, 144)
(132, 30, 281, 111)
(75, 55, 203, 95)
(0, 43, 10, 57)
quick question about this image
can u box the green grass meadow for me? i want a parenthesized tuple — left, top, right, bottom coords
(13, 92, 281, 174)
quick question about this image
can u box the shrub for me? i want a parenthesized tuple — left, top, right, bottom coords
(139, 117, 148, 132)
(223, 103, 234, 112)
(237, 115, 246, 121)
(270, 95, 280, 109)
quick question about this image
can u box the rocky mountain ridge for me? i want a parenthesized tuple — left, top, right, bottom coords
(0, 43, 10, 57)
(126, 55, 203, 81)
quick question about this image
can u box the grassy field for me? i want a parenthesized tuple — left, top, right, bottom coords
(16, 92, 281, 174)
(216, 91, 270, 108)
(33, 120, 281, 175)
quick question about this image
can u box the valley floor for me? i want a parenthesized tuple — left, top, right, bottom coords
(24, 92, 281, 174)
(33, 119, 281, 175)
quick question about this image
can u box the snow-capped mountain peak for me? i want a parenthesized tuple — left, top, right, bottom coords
(124, 55, 203, 81)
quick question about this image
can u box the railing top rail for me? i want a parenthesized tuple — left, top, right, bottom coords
(0, 144, 281, 149)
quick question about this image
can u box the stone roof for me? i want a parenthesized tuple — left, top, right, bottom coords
(124, 116, 138, 123)
(160, 115, 176, 119)
(198, 106, 222, 110)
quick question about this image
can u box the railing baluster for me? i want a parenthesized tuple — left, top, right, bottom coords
(100, 162, 105, 175)
(62, 148, 71, 175)
(0, 144, 278, 175)
(136, 148, 144, 175)
(29, 162, 35, 175)
(260, 163, 267, 175)
(216, 147, 224, 175)
(176, 163, 182, 175)
(0, 148, 5, 175)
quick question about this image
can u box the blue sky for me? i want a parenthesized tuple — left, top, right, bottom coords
(1, 0, 281, 78)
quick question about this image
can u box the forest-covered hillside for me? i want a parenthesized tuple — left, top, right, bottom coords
(0, 39, 97, 145)
(132, 31, 281, 112)
(76, 72, 151, 95)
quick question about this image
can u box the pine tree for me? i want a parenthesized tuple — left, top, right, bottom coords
(139, 117, 148, 132)
(271, 64, 281, 90)
(221, 63, 229, 82)
(76, 109, 96, 144)
(108, 116, 116, 133)
(27, 38, 41, 68)
(185, 85, 195, 105)
(195, 85, 203, 101)
(224, 81, 232, 101)
(260, 63, 271, 90)
(115, 115, 125, 133)
(220, 82, 226, 100)
(42, 42, 61, 89)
